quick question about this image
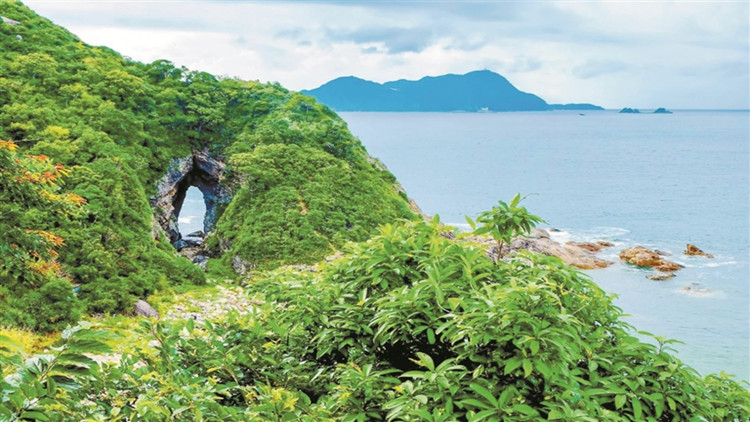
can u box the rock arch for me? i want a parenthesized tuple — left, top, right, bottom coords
(150, 149, 232, 246)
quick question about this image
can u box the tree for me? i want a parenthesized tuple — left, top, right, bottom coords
(0, 139, 85, 330)
(468, 193, 544, 261)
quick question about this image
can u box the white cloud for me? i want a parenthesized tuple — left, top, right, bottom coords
(22, 0, 750, 109)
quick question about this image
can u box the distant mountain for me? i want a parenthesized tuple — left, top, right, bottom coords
(301, 70, 603, 112)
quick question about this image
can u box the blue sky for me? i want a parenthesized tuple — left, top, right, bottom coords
(23, 0, 750, 109)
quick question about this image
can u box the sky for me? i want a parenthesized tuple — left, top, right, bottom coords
(22, 0, 750, 110)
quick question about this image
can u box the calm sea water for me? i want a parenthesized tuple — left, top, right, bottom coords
(177, 110, 749, 381)
(340, 110, 750, 381)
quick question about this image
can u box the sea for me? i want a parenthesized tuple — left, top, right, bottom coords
(180, 110, 749, 382)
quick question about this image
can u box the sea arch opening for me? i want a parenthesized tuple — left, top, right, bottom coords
(151, 150, 231, 251)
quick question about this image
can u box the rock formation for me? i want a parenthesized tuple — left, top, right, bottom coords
(511, 229, 613, 269)
(566, 241, 614, 252)
(464, 228, 613, 269)
(619, 246, 683, 272)
(134, 300, 159, 318)
(684, 244, 713, 258)
(150, 149, 232, 245)
(647, 272, 675, 281)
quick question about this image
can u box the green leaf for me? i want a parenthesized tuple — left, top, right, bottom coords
(632, 396, 642, 419)
(21, 411, 49, 421)
(504, 358, 523, 375)
(615, 394, 626, 409)
(469, 383, 498, 408)
(426, 328, 436, 345)
(547, 409, 565, 420)
(522, 359, 533, 378)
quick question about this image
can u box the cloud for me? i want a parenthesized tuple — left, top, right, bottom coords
(572, 60, 629, 79)
(325, 26, 437, 54)
(20, 0, 750, 109)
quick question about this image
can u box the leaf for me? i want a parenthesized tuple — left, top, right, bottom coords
(468, 383, 498, 408)
(46, 377, 57, 396)
(522, 359, 533, 378)
(547, 409, 565, 420)
(20, 411, 49, 421)
(615, 394, 626, 409)
(426, 328, 436, 345)
(414, 352, 434, 371)
(632, 396, 642, 419)
(504, 358, 523, 375)
(461, 398, 492, 410)
(529, 340, 540, 355)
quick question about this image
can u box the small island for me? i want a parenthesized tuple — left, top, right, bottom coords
(653, 107, 673, 114)
(619, 107, 641, 114)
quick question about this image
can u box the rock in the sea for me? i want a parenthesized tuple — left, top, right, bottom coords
(566, 241, 611, 252)
(619, 246, 683, 272)
(647, 272, 675, 281)
(134, 300, 159, 318)
(510, 229, 613, 269)
(173, 239, 188, 251)
(186, 230, 205, 239)
(684, 244, 713, 258)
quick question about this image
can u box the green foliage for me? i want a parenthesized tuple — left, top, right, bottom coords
(3, 217, 747, 420)
(0, 140, 84, 331)
(215, 144, 415, 269)
(467, 193, 544, 259)
(0, 0, 412, 326)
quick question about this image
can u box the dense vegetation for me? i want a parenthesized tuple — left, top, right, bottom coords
(0, 0, 413, 329)
(2, 218, 748, 420)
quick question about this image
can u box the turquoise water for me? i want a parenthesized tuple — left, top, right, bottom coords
(340, 110, 750, 381)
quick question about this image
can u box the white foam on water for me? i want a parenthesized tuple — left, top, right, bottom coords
(448, 223, 473, 232)
(547, 229, 572, 244)
(704, 260, 737, 268)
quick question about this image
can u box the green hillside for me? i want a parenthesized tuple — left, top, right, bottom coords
(0, 0, 414, 330)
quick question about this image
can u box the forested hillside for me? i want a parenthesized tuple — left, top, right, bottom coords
(0, 0, 414, 331)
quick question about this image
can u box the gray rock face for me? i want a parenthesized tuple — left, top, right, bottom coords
(193, 255, 208, 268)
(231, 255, 254, 275)
(1, 16, 21, 26)
(150, 149, 232, 245)
(134, 300, 159, 318)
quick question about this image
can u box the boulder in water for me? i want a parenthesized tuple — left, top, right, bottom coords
(684, 244, 713, 258)
(647, 272, 675, 281)
(566, 241, 612, 252)
(619, 246, 683, 272)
